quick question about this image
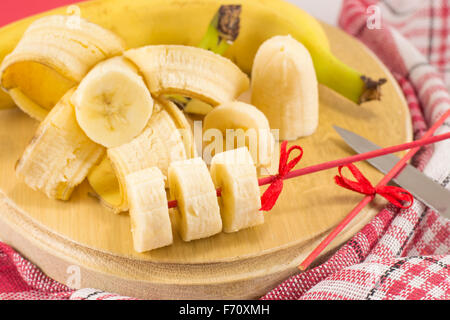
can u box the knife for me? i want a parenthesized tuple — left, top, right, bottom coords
(334, 126, 450, 218)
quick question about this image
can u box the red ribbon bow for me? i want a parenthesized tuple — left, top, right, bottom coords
(260, 141, 303, 211)
(334, 164, 414, 209)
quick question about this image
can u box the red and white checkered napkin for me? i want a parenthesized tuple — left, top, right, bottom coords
(262, 0, 450, 300)
(0, 0, 449, 300)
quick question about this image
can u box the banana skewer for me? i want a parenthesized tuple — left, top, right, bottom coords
(119, 128, 450, 253)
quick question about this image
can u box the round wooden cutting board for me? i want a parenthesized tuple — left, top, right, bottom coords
(0, 8, 411, 299)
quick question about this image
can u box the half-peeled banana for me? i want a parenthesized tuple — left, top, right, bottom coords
(15, 88, 105, 200)
(0, 15, 126, 120)
(124, 45, 249, 105)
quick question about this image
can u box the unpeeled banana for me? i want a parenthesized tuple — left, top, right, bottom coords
(168, 157, 222, 242)
(252, 35, 319, 141)
(71, 57, 154, 148)
(125, 167, 173, 252)
(123, 45, 249, 106)
(0, 15, 126, 120)
(15, 88, 105, 200)
(0, 0, 384, 113)
(210, 148, 263, 233)
(203, 101, 275, 167)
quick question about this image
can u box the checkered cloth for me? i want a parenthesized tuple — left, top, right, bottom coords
(262, 0, 450, 300)
(0, 0, 449, 300)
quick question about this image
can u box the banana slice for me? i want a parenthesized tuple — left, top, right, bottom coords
(71, 57, 154, 148)
(107, 102, 188, 213)
(203, 101, 275, 167)
(168, 157, 222, 242)
(125, 167, 173, 253)
(210, 148, 264, 233)
(16, 88, 105, 200)
(251, 35, 319, 140)
(0, 15, 126, 120)
(124, 45, 249, 105)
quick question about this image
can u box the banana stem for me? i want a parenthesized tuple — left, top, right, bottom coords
(169, 5, 242, 110)
(199, 5, 242, 55)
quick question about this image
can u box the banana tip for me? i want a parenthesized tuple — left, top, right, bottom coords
(359, 76, 387, 104)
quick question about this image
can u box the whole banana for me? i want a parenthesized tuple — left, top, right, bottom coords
(0, 0, 382, 109)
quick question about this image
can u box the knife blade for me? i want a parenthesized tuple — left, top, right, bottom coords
(334, 125, 450, 218)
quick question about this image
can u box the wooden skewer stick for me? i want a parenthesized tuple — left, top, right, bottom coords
(167, 129, 450, 209)
(298, 109, 450, 271)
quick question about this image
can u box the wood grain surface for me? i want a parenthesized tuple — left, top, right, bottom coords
(0, 5, 411, 298)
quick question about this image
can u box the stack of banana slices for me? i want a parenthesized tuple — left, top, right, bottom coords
(2, 15, 293, 253)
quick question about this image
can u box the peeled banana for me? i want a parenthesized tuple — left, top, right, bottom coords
(252, 35, 319, 141)
(203, 101, 275, 167)
(124, 45, 249, 106)
(71, 57, 154, 148)
(125, 167, 173, 252)
(15, 88, 105, 200)
(168, 157, 222, 242)
(0, 15, 126, 120)
(210, 148, 263, 233)
(106, 102, 190, 212)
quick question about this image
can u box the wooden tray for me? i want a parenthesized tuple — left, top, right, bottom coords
(0, 10, 411, 299)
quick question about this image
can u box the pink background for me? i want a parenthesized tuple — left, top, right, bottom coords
(0, 0, 81, 27)
(0, 1, 342, 28)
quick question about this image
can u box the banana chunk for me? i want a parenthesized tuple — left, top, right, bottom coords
(16, 88, 105, 200)
(0, 15, 126, 120)
(203, 101, 275, 167)
(124, 45, 249, 105)
(251, 35, 319, 141)
(210, 148, 264, 233)
(168, 158, 222, 242)
(71, 57, 154, 148)
(125, 167, 173, 253)
(107, 103, 188, 213)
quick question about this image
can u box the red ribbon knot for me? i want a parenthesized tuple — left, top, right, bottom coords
(335, 164, 414, 209)
(260, 141, 303, 211)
